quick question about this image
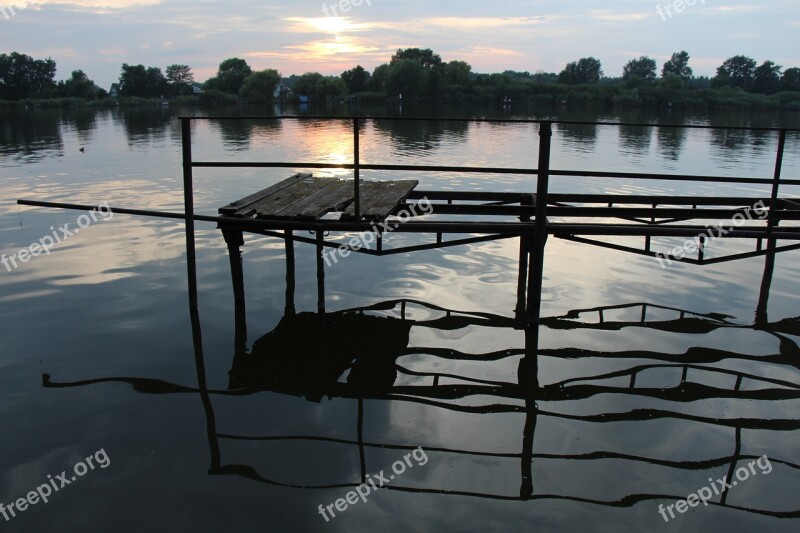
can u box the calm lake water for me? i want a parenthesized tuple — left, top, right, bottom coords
(1, 103, 800, 532)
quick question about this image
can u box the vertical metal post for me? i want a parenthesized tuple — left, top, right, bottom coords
(284, 230, 296, 317)
(768, 129, 787, 228)
(526, 121, 551, 327)
(758, 129, 785, 324)
(354, 118, 361, 220)
(181, 117, 199, 311)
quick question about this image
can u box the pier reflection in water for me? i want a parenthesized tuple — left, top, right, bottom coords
(42, 239, 800, 520)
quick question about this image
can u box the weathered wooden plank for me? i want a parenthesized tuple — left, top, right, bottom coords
(219, 173, 311, 216)
(342, 180, 418, 219)
(247, 176, 334, 217)
(275, 179, 354, 220)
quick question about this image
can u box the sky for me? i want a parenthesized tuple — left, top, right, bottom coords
(0, 0, 798, 90)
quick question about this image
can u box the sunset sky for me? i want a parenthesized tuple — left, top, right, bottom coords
(1, 0, 798, 89)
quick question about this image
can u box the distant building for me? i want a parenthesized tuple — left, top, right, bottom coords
(109, 83, 120, 98)
(273, 83, 292, 100)
(191, 83, 203, 95)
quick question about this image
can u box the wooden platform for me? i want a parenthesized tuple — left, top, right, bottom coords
(219, 173, 419, 221)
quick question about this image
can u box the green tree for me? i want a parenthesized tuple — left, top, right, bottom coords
(662, 51, 693, 81)
(558, 57, 603, 84)
(370, 64, 389, 92)
(144, 67, 167, 98)
(444, 60, 472, 85)
(782, 67, 800, 92)
(165, 64, 194, 95)
(713, 55, 756, 90)
(341, 65, 371, 94)
(622, 56, 657, 86)
(390, 48, 443, 72)
(119, 63, 147, 97)
(205, 58, 252, 94)
(293, 72, 324, 97)
(385, 58, 427, 97)
(239, 69, 281, 103)
(659, 73, 685, 90)
(60, 70, 98, 99)
(0, 52, 56, 99)
(752, 61, 782, 95)
(315, 76, 348, 100)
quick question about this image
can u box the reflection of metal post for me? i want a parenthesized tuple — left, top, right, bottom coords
(519, 326, 539, 499)
(316, 229, 326, 314)
(190, 307, 220, 472)
(181, 118, 198, 311)
(756, 238, 776, 327)
(284, 230, 296, 317)
(358, 397, 366, 484)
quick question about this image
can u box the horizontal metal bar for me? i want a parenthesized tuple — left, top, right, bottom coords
(17, 199, 800, 239)
(548, 207, 771, 219)
(190, 160, 799, 186)
(548, 195, 788, 205)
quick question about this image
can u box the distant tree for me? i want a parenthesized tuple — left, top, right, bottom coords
(558, 57, 603, 84)
(391, 48, 444, 72)
(341, 65, 371, 94)
(119, 63, 147, 97)
(622, 56, 657, 86)
(782, 67, 800, 92)
(713, 55, 756, 90)
(293, 72, 324, 97)
(204, 58, 252, 94)
(315, 76, 348, 100)
(385, 58, 427, 97)
(662, 51, 693, 81)
(165, 64, 194, 95)
(444, 60, 472, 85)
(144, 67, 167, 98)
(239, 69, 281, 103)
(660, 73, 685, 90)
(60, 70, 98, 99)
(0, 52, 57, 99)
(752, 61, 782, 95)
(370, 64, 389, 92)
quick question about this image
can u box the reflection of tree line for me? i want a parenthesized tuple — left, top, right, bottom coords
(1, 110, 795, 164)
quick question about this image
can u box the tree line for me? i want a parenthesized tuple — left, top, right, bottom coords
(1, 48, 799, 110)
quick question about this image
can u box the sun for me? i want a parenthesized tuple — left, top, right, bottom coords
(306, 17, 354, 35)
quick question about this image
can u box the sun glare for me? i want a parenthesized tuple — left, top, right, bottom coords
(306, 16, 354, 35)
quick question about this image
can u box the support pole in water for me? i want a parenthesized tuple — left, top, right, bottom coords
(182, 118, 199, 311)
